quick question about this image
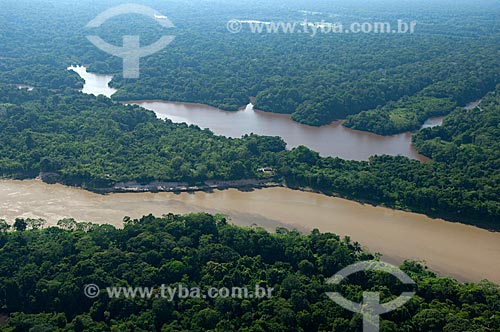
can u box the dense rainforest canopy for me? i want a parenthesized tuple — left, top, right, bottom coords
(0, 213, 499, 331)
(1, 0, 499, 131)
(1, 1, 500, 330)
(0, 86, 286, 186)
(1, 84, 500, 227)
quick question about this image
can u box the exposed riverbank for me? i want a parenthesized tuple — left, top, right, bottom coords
(3, 172, 280, 194)
(95, 178, 280, 194)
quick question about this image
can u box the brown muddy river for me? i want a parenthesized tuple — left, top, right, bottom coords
(1, 179, 499, 284)
(135, 101, 429, 161)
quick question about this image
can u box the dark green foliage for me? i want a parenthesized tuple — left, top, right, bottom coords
(0, 214, 498, 331)
(0, 85, 285, 186)
(344, 97, 458, 135)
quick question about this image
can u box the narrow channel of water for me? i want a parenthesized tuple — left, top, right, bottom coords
(68, 65, 117, 98)
(421, 100, 482, 129)
(422, 116, 444, 128)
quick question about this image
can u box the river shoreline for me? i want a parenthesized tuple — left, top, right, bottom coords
(2, 172, 280, 194)
(95, 178, 280, 194)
